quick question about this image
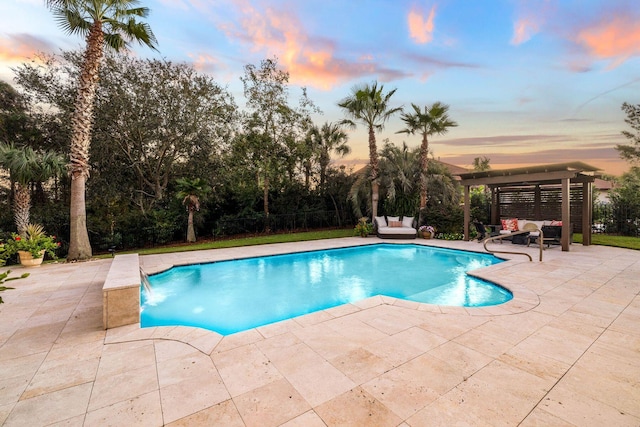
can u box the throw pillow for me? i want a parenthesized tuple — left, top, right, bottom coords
(375, 216, 387, 227)
(550, 220, 562, 226)
(401, 216, 413, 228)
(500, 218, 518, 231)
(389, 221, 403, 228)
(387, 216, 399, 223)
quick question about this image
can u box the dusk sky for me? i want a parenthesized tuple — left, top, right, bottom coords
(1, 0, 639, 176)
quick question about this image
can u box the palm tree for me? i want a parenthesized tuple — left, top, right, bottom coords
(309, 122, 351, 190)
(349, 142, 421, 218)
(472, 156, 491, 172)
(338, 81, 401, 219)
(45, 0, 157, 260)
(397, 102, 458, 214)
(0, 144, 66, 236)
(176, 178, 211, 243)
(378, 142, 421, 216)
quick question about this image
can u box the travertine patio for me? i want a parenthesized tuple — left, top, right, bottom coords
(0, 237, 638, 426)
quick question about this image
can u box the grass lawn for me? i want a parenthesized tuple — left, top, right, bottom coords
(117, 228, 355, 257)
(573, 233, 640, 251)
(88, 229, 638, 259)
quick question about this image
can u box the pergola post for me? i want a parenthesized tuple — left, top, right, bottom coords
(464, 185, 470, 241)
(561, 178, 570, 251)
(491, 187, 499, 224)
(582, 181, 593, 246)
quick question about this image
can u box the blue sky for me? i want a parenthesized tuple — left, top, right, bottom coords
(1, 0, 639, 176)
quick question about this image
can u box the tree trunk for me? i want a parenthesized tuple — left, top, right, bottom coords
(13, 183, 30, 237)
(263, 170, 270, 232)
(186, 209, 196, 243)
(418, 133, 429, 225)
(263, 172, 269, 217)
(368, 126, 379, 219)
(67, 23, 104, 261)
(304, 161, 311, 189)
(67, 173, 92, 259)
(319, 153, 329, 192)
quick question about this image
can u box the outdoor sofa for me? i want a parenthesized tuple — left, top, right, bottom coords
(374, 215, 417, 239)
(497, 218, 567, 246)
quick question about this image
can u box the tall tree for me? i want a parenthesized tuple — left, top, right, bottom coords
(309, 122, 350, 191)
(338, 81, 401, 219)
(240, 57, 317, 219)
(397, 102, 457, 215)
(616, 102, 640, 164)
(0, 144, 66, 235)
(176, 178, 211, 243)
(45, 0, 157, 260)
(94, 54, 236, 213)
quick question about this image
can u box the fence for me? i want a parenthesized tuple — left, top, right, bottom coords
(215, 210, 351, 236)
(593, 202, 640, 237)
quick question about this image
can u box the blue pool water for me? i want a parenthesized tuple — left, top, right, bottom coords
(141, 244, 511, 335)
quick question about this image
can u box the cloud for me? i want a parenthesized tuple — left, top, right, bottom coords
(188, 52, 226, 74)
(510, 0, 556, 46)
(444, 145, 621, 171)
(510, 0, 553, 45)
(509, 2, 640, 70)
(439, 134, 569, 148)
(407, 5, 436, 45)
(209, 0, 408, 89)
(511, 18, 539, 45)
(575, 15, 640, 68)
(0, 33, 55, 63)
(403, 52, 478, 70)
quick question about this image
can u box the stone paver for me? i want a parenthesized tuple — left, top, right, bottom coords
(0, 237, 638, 426)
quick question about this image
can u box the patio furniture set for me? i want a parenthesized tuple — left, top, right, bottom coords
(474, 218, 566, 248)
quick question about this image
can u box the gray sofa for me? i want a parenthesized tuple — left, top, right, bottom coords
(374, 216, 417, 239)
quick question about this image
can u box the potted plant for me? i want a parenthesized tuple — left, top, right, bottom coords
(2, 224, 59, 267)
(354, 217, 374, 237)
(419, 225, 436, 239)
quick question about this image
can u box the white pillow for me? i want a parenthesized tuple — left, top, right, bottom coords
(387, 216, 399, 223)
(401, 216, 413, 228)
(375, 216, 387, 227)
(517, 219, 527, 232)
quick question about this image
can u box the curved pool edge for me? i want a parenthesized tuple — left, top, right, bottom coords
(107, 279, 539, 357)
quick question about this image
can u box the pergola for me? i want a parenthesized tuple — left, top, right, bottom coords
(459, 162, 600, 251)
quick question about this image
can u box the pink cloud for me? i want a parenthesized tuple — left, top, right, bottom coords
(575, 16, 640, 68)
(188, 53, 225, 74)
(0, 34, 54, 63)
(407, 5, 436, 44)
(214, 0, 405, 89)
(511, 18, 539, 45)
(510, 0, 553, 45)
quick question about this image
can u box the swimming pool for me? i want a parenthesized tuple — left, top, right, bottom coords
(141, 244, 511, 335)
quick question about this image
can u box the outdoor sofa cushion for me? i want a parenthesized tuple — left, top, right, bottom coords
(375, 215, 417, 239)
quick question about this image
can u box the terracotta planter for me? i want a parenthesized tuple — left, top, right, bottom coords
(18, 250, 45, 267)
